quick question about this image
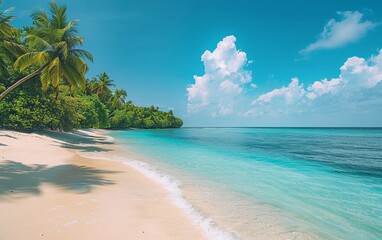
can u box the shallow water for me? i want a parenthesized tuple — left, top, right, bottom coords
(109, 128, 382, 240)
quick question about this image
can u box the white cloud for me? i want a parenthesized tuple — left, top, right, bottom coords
(219, 80, 242, 93)
(340, 52, 382, 90)
(250, 83, 257, 88)
(253, 78, 305, 105)
(218, 102, 233, 116)
(307, 49, 382, 99)
(186, 34, 382, 125)
(306, 78, 342, 100)
(250, 50, 382, 113)
(187, 35, 252, 116)
(300, 11, 376, 54)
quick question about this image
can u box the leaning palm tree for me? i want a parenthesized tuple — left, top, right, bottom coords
(0, 0, 24, 77)
(93, 72, 115, 100)
(0, 1, 93, 100)
(110, 88, 127, 110)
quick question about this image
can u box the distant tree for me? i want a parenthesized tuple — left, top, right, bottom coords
(110, 88, 127, 110)
(85, 78, 98, 95)
(108, 109, 133, 129)
(92, 72, 114, 101)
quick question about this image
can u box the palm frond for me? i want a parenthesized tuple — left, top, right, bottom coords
(70, 49, 93, 62)
(46, 57, 60, 87)
(49, 1, 67, 28)
(66, 36, 83, 50)
(25, 34, 51, 49)
(0, 6, 16, 38)
(0, 54, 8, 77)
(67, 56, 88, 75)
(33, 51, 51, 66)
(40, 66, 51, 91)
(55, 20, 76, 40)
(31, 10, 49, 29)
(52, 41, 68, 59)
(2, 40, 25, 56)
(0, 47, 15, 65)
(61, 57, 86, 89)
(14, 52, 38, 71)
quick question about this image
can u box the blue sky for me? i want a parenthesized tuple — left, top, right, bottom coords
(4, 0, 382, 126)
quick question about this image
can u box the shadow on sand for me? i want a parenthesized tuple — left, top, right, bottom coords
(37, 130, 114, 153)
(0, 134, 17, 139)
(38, 130, 113, 145)
(55, 142, 113, 152)
(0, 160, 118, 199)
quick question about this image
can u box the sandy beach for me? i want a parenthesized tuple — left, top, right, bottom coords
(0, 130, 206, 240)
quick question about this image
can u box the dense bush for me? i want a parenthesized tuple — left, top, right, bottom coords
(0, 76, 182, 131)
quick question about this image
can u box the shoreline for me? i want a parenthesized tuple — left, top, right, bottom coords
(76, 130, 239, 240)
(107, 130, 324, 240)
(0, 130, 206, 240)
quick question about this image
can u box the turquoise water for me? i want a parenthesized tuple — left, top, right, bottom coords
(109, 128, 382, 240)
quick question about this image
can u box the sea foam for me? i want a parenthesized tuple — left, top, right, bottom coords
(78, 150, 238, 240)
(119, 157, 240, 240)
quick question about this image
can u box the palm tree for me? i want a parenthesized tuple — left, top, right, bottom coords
(110, 88, 127, 110)
(93, 72, 115, 100)
(0, 1, 93, 100)
(0, 0, 24, 77)
(85, 78, 97, 95)
(148, 106, 158, 125)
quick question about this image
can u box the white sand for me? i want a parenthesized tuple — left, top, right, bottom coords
(0, 130, 206, 240)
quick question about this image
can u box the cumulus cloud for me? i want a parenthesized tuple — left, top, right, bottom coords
(187, 35, 252, 116)
(340, 53, 382, 90)
(187, 35, 382, 124)
(300, 11, 377, 54)
(307, 49, 382, 99)
(253, 78, 305, 105)
(306, 78, 342, 100)
(251, 50, 382, 109)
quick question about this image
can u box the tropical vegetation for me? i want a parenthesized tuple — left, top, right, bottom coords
(0, 1, 183, 131)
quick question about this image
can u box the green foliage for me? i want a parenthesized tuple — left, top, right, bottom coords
(91, 72, 114, 101)
(0, 73, 183, 131)
(108, 106, 183, 129)
(0, 1, 24, 77)
(0, 79, 112, 131)
(109, 109, 133, 128)
(93, 97, 110, 128)
(1, 1, 93, 100)
(0, 78, 62, 130)
(0, 1, 183, 131)
(110, 88, 127, 110)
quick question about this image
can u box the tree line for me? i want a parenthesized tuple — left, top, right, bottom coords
(0, 1, 183, 131)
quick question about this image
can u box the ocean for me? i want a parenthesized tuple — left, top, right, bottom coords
(108, 128, 382, 240)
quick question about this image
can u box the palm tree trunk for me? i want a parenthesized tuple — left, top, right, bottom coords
(0, 64, 48, 101)
(54, 87, 59, 102)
